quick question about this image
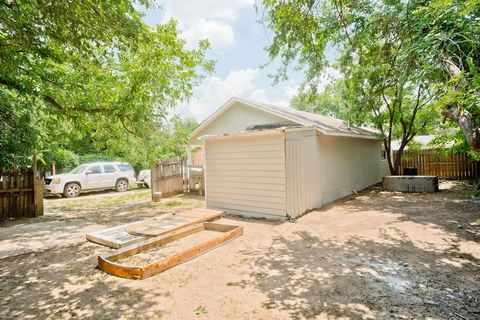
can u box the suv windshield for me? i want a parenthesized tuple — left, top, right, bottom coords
(69, 165, 88, 174)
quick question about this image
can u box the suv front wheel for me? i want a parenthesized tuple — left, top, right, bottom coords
(115, 179, 128, 192)
(64, 183, 81, 198)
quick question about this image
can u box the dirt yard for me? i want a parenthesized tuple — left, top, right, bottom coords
(0, 183, 479, 319)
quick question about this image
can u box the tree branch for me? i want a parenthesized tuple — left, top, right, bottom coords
(333, 0, 356, 51)
(1, 76, 110, 114)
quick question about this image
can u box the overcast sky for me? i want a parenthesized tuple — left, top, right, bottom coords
(141, 0, 337, 121)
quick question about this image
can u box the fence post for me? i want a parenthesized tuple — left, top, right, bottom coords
(32, 155, 44, 217)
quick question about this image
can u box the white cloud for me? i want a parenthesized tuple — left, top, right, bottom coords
(177, 68, 260, 120)
(316, 67, 342, 92)
(182, 19, 234, 49)
(285, 85, 300, 101)
(248, 88, 289, 106)
(157, 0, 254, 49)
(249, 88, 268, 102)
(160, 0, 254, 22)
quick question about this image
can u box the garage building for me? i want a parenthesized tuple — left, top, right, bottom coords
(189, 97, 389, 220)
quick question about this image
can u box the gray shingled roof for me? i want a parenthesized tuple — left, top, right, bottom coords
(239, 98, 378, 139)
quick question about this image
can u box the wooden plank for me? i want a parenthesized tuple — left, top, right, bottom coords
(126, 209, 223, 237)
(86, 220, 152, 248)
(98, 222, 243, 279)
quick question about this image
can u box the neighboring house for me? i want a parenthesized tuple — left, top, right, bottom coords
(391, 134, 454, 151)
(192, 149, 204, 166)
(391, 135, 435, 151)
(189, 97, 389, 220)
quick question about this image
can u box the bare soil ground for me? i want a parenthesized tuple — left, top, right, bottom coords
(0, 183, 479, 319)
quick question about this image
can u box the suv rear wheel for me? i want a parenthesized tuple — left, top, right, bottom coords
(115, 179, 128, 192)
(64, 183, 81, 198)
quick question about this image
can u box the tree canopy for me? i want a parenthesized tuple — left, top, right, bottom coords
(262, 0, 480, 174)
(0, 0, 213, 170)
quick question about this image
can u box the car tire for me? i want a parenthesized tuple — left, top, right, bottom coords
(115, 179, 129, 192)
(63, 183, 81, 198)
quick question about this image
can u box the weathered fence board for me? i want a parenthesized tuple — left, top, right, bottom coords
(394, 149, 480, 180)
(151, 157, 186, 198)
(150, 157, 206, 200)
(0, 171, 43, 220)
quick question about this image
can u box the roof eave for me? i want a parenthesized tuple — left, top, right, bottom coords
(320, 129, 380, 140)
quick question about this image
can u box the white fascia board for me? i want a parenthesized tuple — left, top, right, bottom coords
(320, 129, 380, 140)
(198, 128, 285, 141)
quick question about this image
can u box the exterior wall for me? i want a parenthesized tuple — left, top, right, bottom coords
(190, 102, 295, 144)
(205, 132, 287, 219)
(285, 128, 322, 218)
(318, 135, 384, 204)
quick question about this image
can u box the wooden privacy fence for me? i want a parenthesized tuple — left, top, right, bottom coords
(394, 149, 480, 180)
(150, 157, 205, 200)
(0, 170, 44, 220)
(151, 157, 186, 198)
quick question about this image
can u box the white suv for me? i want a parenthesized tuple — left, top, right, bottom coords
(44, 162, 136, 198)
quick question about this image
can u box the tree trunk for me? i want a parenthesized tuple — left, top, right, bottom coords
(384, 136, 410, 175)
(383, 139, 397, 175)
(442, 105, 480, 152)
(440, 57, 480, 152)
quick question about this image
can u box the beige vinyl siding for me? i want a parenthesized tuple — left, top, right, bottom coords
(205, 132, 287, 219)
(318, 135, 382, 204)
(285, 128, 322, 218)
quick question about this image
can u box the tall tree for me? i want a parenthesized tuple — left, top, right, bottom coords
(0, 0, 213, 169)
(262, 0, 479, 174)
(407, 0, 480, 151)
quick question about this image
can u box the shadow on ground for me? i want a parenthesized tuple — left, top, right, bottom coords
(324, 182, 480, 242)
(234, 230, 479, 319)
(0, 242, 166, 319)
(227, 182, 480, 319)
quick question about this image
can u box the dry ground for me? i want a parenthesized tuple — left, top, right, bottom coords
(0, 183, 479, 319)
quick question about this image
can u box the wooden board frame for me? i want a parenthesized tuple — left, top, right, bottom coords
(86, 208, 223, 248)
(98, 222, 243, 279)
(125, 208, 223, 237)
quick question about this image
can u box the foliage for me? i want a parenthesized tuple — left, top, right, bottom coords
(407, 0, 480, 153)
(0, 89, 39, 168)
(262, 0, 479, 174)
(158, 116, 199, 159)
(0, 0, 213, 170)
(42, 148, 80, 173)
(291, 80, 352, 120)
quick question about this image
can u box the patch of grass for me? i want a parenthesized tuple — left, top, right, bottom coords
(163, 200, 182, 207)
(96, 191, 151, 207)
(194, 305, 208, 317)
(470, 188, 480, 198)
(158, 197, 204, 210)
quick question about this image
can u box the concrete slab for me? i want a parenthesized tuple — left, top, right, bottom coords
(383, 176, 439, 193)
